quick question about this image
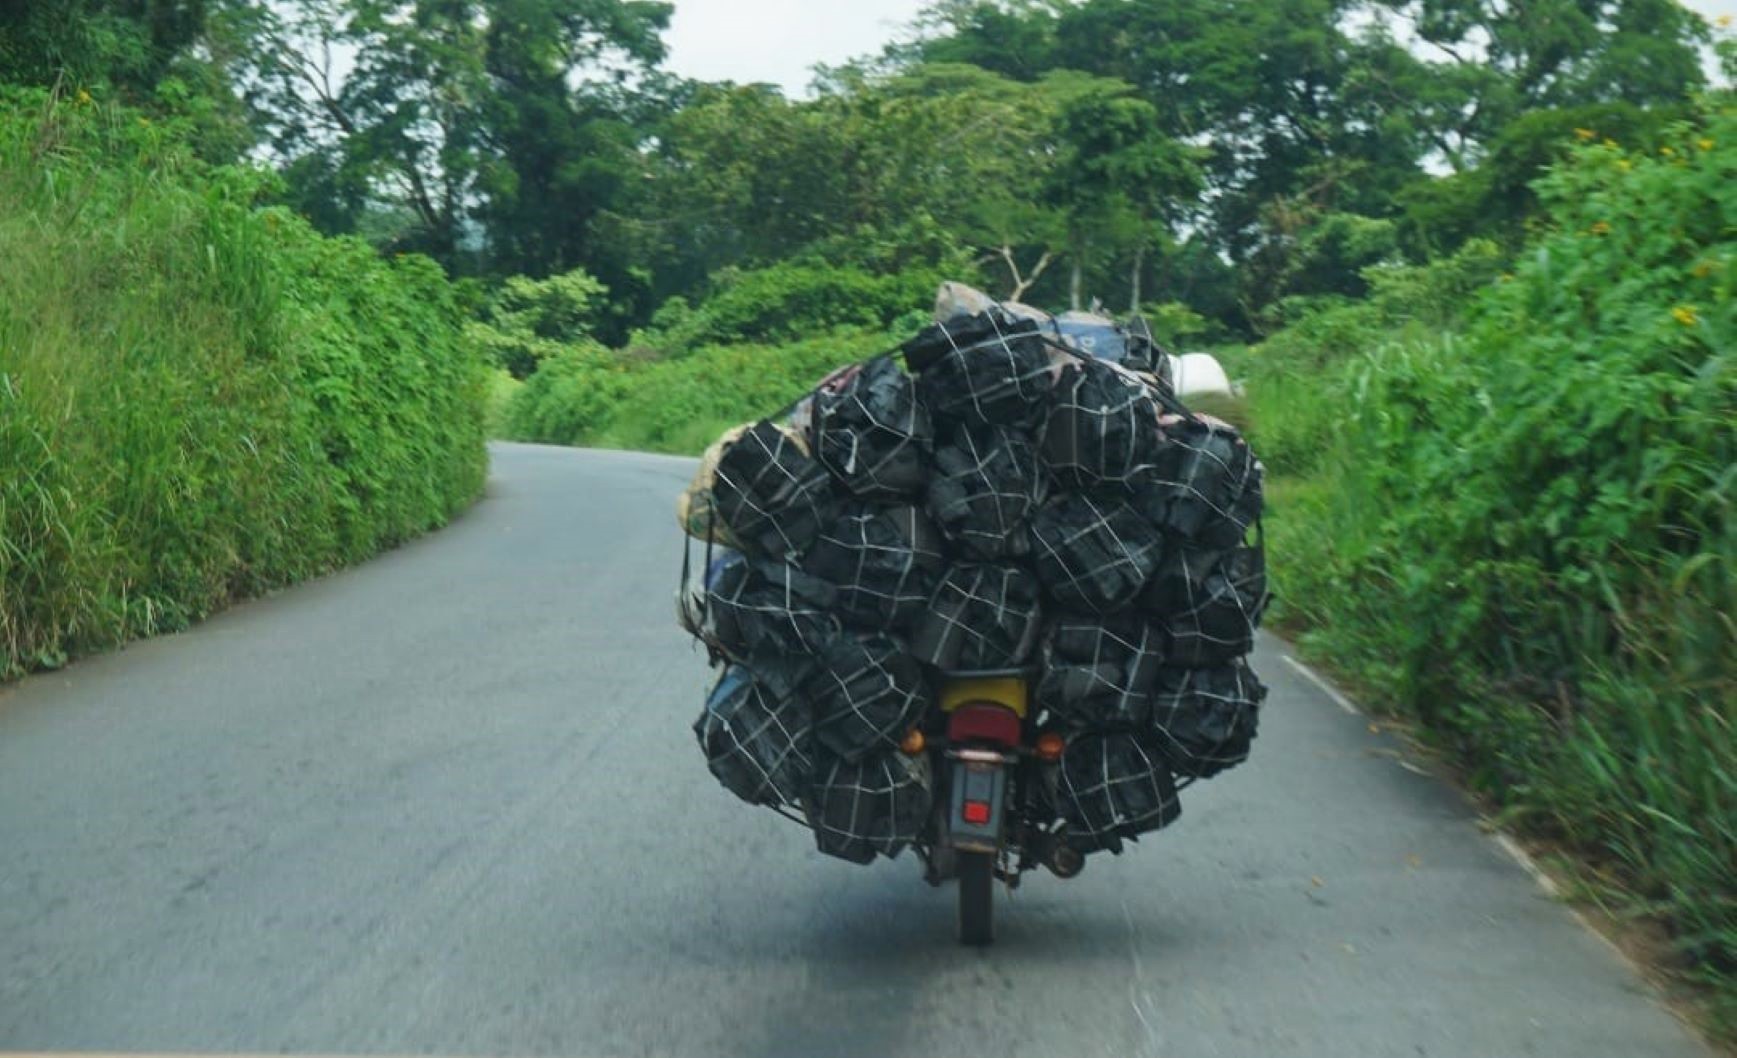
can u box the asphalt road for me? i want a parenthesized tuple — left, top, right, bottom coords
(0, 443, 1712, 1058)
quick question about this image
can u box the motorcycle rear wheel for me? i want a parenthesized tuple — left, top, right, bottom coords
(957, 851, 995, 946)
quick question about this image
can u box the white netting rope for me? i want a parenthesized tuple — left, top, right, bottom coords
(807, 634, 931, 761)
(805, 751, 933, 863)
(909, 562, 1044, 671)
(694, 665, 816, 808)
(926, 423, 1047, 560)
(1029, 493, 1164, 615)
(1148, 661, 1266, 779)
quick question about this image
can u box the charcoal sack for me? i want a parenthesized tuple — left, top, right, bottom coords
(1029, 494, 1164, 615)
(910, 563, 1044, 670)
(1041, 357, 1164, 488)
(712, 421, 841, 559)
(694, 664, 816, 807)
(926, 424, 1046, 561)
(1133, 414, 1262, 548)
(807, 634, 931, 761)
(700, 551, 841, 661)
(1037, 615, 1166, 731)
(812, 357, 935, 499)
(909, 312, 1057, 428)
(1054, 733, 1181, 854)
(1149, 661, 1266, 779)
(803, 505, 947, 633)
(806, 751, 933, 864)
(1143, 545, 1269, 667)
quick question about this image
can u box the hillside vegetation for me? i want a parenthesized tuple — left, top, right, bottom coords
(0, 95, 486, 678)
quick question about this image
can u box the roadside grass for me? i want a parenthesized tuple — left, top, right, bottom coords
(0, 93, 487, 680)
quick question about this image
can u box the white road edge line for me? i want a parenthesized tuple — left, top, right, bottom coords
(1277, 652, 1669, 994)
(1281, 654, 1362, 716)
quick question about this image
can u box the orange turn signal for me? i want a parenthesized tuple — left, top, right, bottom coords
(1035, 732, 1066, 762)
(899, 729, 927, 756)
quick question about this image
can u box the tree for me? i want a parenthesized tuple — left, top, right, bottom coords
(238, 0, 671, 276)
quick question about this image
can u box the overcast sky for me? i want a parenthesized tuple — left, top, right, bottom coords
(662, 0, 1736, 97)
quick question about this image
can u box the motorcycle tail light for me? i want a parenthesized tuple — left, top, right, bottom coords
(963, 800, 992, 825)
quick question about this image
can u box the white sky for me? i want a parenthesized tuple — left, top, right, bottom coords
(662, 0, 1736, 98)
(663, 0, 930, 96)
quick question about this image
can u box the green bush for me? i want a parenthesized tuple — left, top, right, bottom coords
(1255, 111, 1734, 1014)
(0, 92, 487, 679)
(505, 330, 896, 454)
(629, 262, 948, 356)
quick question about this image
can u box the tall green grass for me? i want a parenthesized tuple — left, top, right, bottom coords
(0, 92, 487, 678)
(1245, 117, 1734, 1029)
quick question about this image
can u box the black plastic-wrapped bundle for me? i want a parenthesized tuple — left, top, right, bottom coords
(910, 563, 1044, 670)
(1041, 357, 1165, 488)
(908, 312, 1056, 428)
(1054, 733, 1181, 854)
(1029, 494, 1164, 615)
(1132, 414, 1263, 549)
(700, 551, 841, 661)
(694, 664, 816, 807)
(806, 634, 931, 761)
(1149, 660, 1266, 779)
(802, 505, 947, 633)
(812, 357, 935, 499)
(1143, 545, 1269, 667)
(805, 751, 933, 864)
(713, 421, 841, 559)
(925, 424, 1046, 560)
(1037, 614, 1166, 731)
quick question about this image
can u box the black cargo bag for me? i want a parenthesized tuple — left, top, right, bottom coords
(1054, 733, 1181, 854)
(909, 563, 1044, 670)
(699, 551, 841, 661)
(908, 311, 1056, 428)
(805, 750, 934, 864)
(812, 357, 935, 499)
(1143, 544, 1269, 667)
(1132, 414, 1263, 548)
(1149, 660, 1267, 779)
(694, 663, 817, 808)
(1029, 494, 1164, 615)
(1037, 614, 1166, 731)
(1041, 357, 1165, 488)
(802, 504, 947, 633)
(712, 421, 841, 559)
(806, 634, 931, 761)
(925, 423, 1046, 561)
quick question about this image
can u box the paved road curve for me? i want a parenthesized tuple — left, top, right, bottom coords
(0, 444, 1711, 1058)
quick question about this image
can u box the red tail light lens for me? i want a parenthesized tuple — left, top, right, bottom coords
(962, 800, 992, 825)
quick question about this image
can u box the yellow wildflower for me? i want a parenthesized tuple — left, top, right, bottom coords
(75, 88, 92, 106)
(1499, 273, 1515, 283)
(1718, 13, 1732, 27)
(1698, 137, 1715, 151)
(1616, 159, 1632, 171)
(1603, 138, 1620, 149)
(1661, 145, 1676, 157)
(1589, 221, 1612, 235)
(1671, 305, 1698, 327)
(1692, 259, 1716, 278)
(1574, 127, 1596, 141)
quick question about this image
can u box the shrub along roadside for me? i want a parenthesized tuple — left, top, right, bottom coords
(504, 330, 897, 454)
(1242, 115, 1734, 1031)
(0, 93, 488, 679)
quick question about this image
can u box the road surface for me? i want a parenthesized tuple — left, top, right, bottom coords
(0, 444, 1711, 1058)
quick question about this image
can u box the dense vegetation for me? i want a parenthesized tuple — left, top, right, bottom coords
(1239, 109, 1734, 1025)
(0, 95, 486, 678)
(2, 0, 1730, 1034)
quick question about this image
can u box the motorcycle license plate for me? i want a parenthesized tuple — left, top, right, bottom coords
(948, 758, 1007, 853)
